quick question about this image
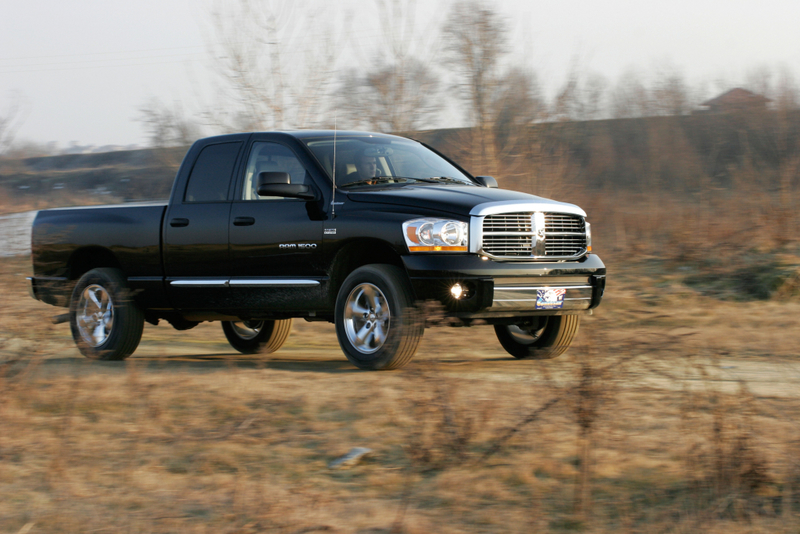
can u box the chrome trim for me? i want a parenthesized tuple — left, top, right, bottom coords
(170, 279, 321, 287)
(28, 275, 68, 282)
(469, 215, 483, 253)
(495, 285, 593, 291)
(228, 279, 320, 287)
(470, 200, 586, 218)
(492, 298, 591, 302)
(532, 212, 546, 256)
(491, 284, 593, 310)
(170, 280, 229, 287)
(491, 299, 591, 310)
(473, 207, 588, 261)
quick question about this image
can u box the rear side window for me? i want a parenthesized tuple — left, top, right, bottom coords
(184, 142, 242, 202)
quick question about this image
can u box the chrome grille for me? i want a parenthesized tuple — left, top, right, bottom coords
(483, 214, 532, 232)
(545, 214, 584, 232)
(481, 212, 587, 260)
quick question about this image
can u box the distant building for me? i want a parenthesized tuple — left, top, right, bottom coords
(696, 88, 771, 114)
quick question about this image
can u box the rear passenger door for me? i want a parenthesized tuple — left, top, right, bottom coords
(163, 139, 243, 310)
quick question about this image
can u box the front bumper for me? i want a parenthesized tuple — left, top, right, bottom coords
(402, 253, 606, 318)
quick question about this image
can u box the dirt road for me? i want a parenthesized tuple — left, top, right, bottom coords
(17, 317, 800, 402)
(3, 208, 798, 403)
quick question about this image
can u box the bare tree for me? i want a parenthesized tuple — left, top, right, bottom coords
(205, 0, 345, 132)
(582, 74, 609, 121)
(336, 0, 443, 132)
(3, 140, 58, 158)
(138, 97, 202, 148)
(441, 0, 509, 173)
(338, 58, 440, 132)
(490, 67, 544, 158)
(610, 70, 652, 119)
(651, 67, 690, 116)
(0, 95, 27, 156)
(773, 68, 800, 113)
(553, 71, 609, 122)
(743, 64, 800, 113)
(744, 65, 774, 102)
(493, 68, 544, 129)
(442, 0, 508, 127)
(553, 74, 581, 122)
(609, 67, 692, 119)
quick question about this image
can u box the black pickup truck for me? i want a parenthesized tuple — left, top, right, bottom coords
(30, 131, 605, 370)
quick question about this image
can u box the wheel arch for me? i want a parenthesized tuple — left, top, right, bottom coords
(67, 246, 123, 280)
(328, 239, 406, 305)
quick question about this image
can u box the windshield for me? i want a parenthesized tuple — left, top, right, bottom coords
(302, 135, 475, 187)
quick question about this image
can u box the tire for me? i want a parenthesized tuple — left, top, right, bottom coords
(69, 268, 144, 361)
(334, 264, 423, 370)
(494, 315, 580, 360)
(222, 319, 293, 354)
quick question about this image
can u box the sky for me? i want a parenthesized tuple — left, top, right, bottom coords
(1, 0, 799, 149)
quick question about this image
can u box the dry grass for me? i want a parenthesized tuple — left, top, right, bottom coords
(2, 134, 800, 530)
(2, 104, 799, 531)
(2, 246, 800, 533)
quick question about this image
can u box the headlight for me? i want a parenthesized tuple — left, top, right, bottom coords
(403, 218, 468, 252)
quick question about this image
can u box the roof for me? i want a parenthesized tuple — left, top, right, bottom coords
(191, 130, 413, 148)
(701, 88, 771, 107)
(275, 130, 405, 141)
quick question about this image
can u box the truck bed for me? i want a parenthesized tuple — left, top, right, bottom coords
(31, 201, 168, 307)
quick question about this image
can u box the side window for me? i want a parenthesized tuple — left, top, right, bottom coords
(184, 142, 242, 202)
(242, 142, 307, 200)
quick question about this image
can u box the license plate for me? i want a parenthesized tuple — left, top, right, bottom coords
(535, 288, 566, 310)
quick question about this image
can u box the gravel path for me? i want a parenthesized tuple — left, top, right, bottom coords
(0, 210, 37, 256)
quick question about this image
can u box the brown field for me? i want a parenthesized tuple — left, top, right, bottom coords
(3, 247, 800, 533)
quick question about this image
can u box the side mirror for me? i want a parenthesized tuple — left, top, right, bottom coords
(475, 175, 498, 188)
(257, 171, 290, 186)
(256, 171, 317, 200)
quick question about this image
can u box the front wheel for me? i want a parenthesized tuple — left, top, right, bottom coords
(222, 319, 292, 354)
(335, 264, 423, 370)
(494, 315, 580, 360)
(69, 268, 145, 361)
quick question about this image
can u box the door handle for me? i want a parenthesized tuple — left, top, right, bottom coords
(233, 216, 255, 226)
(170, 218, 189, 227)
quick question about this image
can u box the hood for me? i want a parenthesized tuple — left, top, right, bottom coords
(345, 185, 584, 217)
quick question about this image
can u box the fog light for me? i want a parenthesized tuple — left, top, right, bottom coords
(450, 283, 465, 300)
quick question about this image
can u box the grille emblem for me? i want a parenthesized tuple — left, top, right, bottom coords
(531, 212, 546, 256)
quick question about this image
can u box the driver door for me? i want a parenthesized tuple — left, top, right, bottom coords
(227, 140, 325, 313)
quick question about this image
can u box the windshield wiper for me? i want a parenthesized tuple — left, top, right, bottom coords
(339, 176, 421, 187)
(338, 176, 473, 187)
(423, 176, 474, 185)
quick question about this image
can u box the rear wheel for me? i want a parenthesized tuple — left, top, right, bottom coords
(335, 265, 422, 370)
(69, 268, 144, 361)
(494, 315, 580, 360)
(222, 319, 293, 354)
